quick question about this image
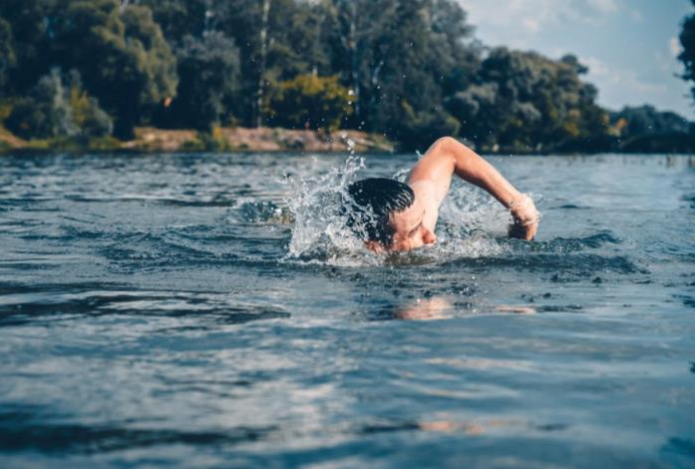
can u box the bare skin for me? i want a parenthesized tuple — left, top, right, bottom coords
(369, 137, 539, 252)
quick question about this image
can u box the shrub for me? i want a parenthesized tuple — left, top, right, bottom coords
(5, 68, 112, 140)
(266, 74, 353, 131)
(397, 101, 461, 151)
(164, 32, 241, 131)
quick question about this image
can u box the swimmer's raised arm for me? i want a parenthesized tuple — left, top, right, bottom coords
(407, 137, 539, 240)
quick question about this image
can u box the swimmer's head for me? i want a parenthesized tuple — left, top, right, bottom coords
(345, 178, 436, 252)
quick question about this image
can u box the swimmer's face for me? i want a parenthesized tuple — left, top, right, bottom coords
(386, 198, 437, 252)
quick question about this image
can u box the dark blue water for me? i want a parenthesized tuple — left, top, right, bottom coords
(0, 152, 694, 468)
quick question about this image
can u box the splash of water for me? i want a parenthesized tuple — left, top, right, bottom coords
(284, 155, 377, 265)
(284, 154, 517, 266)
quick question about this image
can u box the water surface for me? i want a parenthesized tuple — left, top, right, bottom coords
(0, 152, 694, 467)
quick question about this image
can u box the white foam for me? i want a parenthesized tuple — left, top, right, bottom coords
(285, 157, 524, 266)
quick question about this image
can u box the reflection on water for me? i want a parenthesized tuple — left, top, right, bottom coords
(362, 297, 454, 321)
(0, 153, 694, 467)
(365, 297, 540, 320)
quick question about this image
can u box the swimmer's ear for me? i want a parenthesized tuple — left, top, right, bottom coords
(364, 240, 384, 253)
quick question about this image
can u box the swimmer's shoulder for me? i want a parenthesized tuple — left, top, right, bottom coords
(409, 180, 441, 230)
(409, 179, 445, 209)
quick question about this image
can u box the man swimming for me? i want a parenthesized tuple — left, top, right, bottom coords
(346, 137, 539, 252)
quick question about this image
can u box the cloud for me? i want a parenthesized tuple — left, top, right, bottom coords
(670, 36, 683, 58)
(582, 57, 610, 77)
(586, 0, 618, 14)
(522, 18, 540, 34)
(456, 0, 626, 48)
(458, 0, 622, 30)
(582, 56, 671, 110)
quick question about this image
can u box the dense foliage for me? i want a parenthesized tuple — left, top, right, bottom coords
(446, 50, 608, 152)
(266, 74, 353, 131)
(163, 31, 241, 131)
(0, 0, 177, 139)
(680, 1, 695, 103)
(6, 68, 113, 139)
(612, 105, 690, 139)
(0, 0, 692, 151)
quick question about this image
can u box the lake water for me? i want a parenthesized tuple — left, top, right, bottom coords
(0, 152, 694, 468)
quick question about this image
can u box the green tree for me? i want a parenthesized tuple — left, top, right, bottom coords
(266, 74, 352, 131)
(447, 48, 607, 151)
(67, 70, 114, 138)
(140, 0, 208, 44)
(0, 0, 53, 96)
(6, 68, 76, 139)
(0, 17, 15, 91)
(211, 0, 328, 126)
(163, 31, 241, 130)
(0, 0, 177, 139)
(52, 0, 177, 138)
(6, 68, 112, 139)
(680, 1, 695, 103)
(322, 0, 476, 148)
(265, 0, 331, 81)
(69, 0, 329, 130)
(612, 105, 690, 138)
(399, 102, 461, 150)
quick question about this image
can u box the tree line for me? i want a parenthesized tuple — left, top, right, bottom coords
(1, 0, 693, 152)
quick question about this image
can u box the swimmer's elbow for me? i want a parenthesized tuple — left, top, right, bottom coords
(431, 137, 474, 162)
(431, 136, 459, 154)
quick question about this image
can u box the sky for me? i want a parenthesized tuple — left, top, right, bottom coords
(457, 0, 695, 119)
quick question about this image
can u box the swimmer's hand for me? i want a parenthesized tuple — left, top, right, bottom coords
(508, 194, 539, 241)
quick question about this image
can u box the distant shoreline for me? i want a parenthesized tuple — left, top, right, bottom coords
(0, 126, 394, 155)
(2, 126, 695, 156)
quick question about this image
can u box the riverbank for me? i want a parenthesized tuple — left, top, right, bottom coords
(3, 125, 695, 155)
(0, 126, 394, 154)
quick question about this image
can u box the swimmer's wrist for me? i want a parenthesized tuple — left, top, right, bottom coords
(509, 194, 539, 224)
(503, 189, 523, 209)
(508, 193, 528, 210)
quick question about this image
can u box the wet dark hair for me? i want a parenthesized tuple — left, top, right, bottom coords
(344, 178, 415, 246)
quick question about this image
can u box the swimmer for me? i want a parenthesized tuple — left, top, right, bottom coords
(346, 137, 539, 252)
